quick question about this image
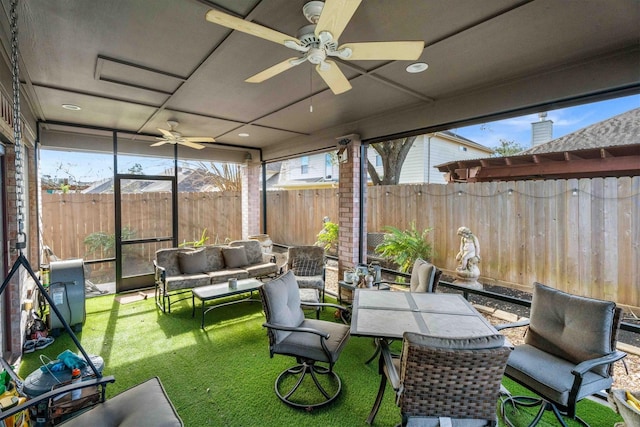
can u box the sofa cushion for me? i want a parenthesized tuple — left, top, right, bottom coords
(177, 249, 207, 274)
(229, 240, 263, 265)
(244, 262, 278, 278)
(292, 258, 318, 276)
(222, 246, 249, 268)
(156, 248, 190, 276)
(202, 245, 225, 271)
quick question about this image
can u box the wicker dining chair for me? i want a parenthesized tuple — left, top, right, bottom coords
(367, 332, 512, 426)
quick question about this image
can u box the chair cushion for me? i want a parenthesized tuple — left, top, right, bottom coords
(61, 377, 183, 426)
(505, 343, 613, 407)
(286, 246, 324, 275)
(177, 249, 207, 274)
(406, 417, 494, 427)
(294, 275, 324, 291)
(526, 282, 616, 376)
(410, 259, 437, 293)
(292, 258, 319, 276)
(222, 246, 249, 268)
(261, 271, 305, 343)
(274, 318, 350, 364)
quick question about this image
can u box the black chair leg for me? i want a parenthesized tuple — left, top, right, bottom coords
(500, 395, 587, 427)
(274, 361, 342, 410)
(366, 372, 387, 425)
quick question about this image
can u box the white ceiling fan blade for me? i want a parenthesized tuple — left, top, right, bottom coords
(316, 60, 351, 95)
(205, 10, 302, 49)
(315, 0, 362, 41)
(158, 128, 173, 137)
(178, 140, 205, 150)
(339, 41, 424, 61)
(183, 137, 216, 143)
(150, 140, 169, 147)
(246, 58, 302, 83)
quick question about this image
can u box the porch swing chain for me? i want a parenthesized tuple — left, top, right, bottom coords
(10, 0, 26, 252)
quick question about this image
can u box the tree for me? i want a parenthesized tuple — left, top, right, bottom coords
(180, 162, 242, 191)
(492, 139, 526, 157)
(367, 136, 416, 185)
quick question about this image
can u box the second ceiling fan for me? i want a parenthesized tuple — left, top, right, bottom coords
(151, 121, 215, 150)
(205, 0, 424, 95)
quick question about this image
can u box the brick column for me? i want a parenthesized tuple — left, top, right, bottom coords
(241, 162, 261, 239)
(337, 134, 366, 279)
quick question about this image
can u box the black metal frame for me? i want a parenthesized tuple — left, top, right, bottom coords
(0, 252, 114, 422)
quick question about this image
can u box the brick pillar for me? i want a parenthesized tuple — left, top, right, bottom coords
(241, 162, 261, 239)
(337, 134, 366, 279)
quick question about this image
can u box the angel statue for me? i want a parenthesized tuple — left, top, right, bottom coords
(453, 226, 482, 289)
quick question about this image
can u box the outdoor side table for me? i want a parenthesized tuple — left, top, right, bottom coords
(192, 279, 262, 329)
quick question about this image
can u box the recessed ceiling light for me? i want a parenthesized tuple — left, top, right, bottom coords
(238, 133, 250, 137)
(406, 62, 428, 73)
(62, 104, 82, 111)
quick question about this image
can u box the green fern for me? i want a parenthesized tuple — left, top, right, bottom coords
(375, 222, 433, 273)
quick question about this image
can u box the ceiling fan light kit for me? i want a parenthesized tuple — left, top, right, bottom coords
(205, 0, 424, 95)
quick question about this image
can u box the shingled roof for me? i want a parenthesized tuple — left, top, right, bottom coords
(435, 107, 640, 182)
(521, 107, 640, 154)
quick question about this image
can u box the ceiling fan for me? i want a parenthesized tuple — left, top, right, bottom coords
(150, 120, 215, 150)
(205, 0, 424, 95)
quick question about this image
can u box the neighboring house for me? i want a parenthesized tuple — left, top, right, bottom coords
(436, 107, 640, 182)
(82, 167, 222, 193)
(275, 131, 492, 188)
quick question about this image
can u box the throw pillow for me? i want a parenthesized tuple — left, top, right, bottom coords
(292, 258, 318, 276)
(177, 249, 207, 274)
(222, 246, 249, 268)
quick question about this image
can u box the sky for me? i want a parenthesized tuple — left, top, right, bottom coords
(40, 94, 639, 183)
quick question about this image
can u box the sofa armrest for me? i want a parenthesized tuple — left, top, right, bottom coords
(153, 260, 167, 284)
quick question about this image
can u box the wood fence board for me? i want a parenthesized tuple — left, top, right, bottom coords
(41, 176, 640, 309)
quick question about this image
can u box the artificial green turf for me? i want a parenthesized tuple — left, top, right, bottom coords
(18, 293, 622, 426)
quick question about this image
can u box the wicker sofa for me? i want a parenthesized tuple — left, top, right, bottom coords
(154, 239, 278, 312)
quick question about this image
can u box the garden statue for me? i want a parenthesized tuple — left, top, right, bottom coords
(453, 226, 482, 290)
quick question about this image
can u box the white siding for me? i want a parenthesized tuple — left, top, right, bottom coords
(278, 134, 491, 186)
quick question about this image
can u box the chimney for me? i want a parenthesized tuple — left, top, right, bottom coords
(531, 112, 553, 146)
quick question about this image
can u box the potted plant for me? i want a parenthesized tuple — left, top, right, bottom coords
(315, 219, 338, 256)
(374, 222, 433, 274)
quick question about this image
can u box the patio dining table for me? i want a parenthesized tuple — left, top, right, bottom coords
(350, 289, 499, 340)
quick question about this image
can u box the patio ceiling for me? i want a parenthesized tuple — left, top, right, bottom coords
(1, 0, 639, 162)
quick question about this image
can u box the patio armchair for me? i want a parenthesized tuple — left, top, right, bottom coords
(286, 246, 326, 303)
(496, 282, 627, 427)
(379, 258, 442, 293)
(258, 271, 350, 409)
(367, 332, 512, 426)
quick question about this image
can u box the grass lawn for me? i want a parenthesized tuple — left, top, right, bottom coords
(18, 292, 622, 426)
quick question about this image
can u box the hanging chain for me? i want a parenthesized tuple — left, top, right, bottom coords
(10, 0, 26, 250)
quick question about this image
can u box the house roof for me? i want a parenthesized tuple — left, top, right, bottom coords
(435, 107, 640, 182)
(520, 107, 640, 155)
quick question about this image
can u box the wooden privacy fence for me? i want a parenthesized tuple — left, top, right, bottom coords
(266, 177, 639, 309)
(42, 176, 639, 308)
(41, 191, 242, 262)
